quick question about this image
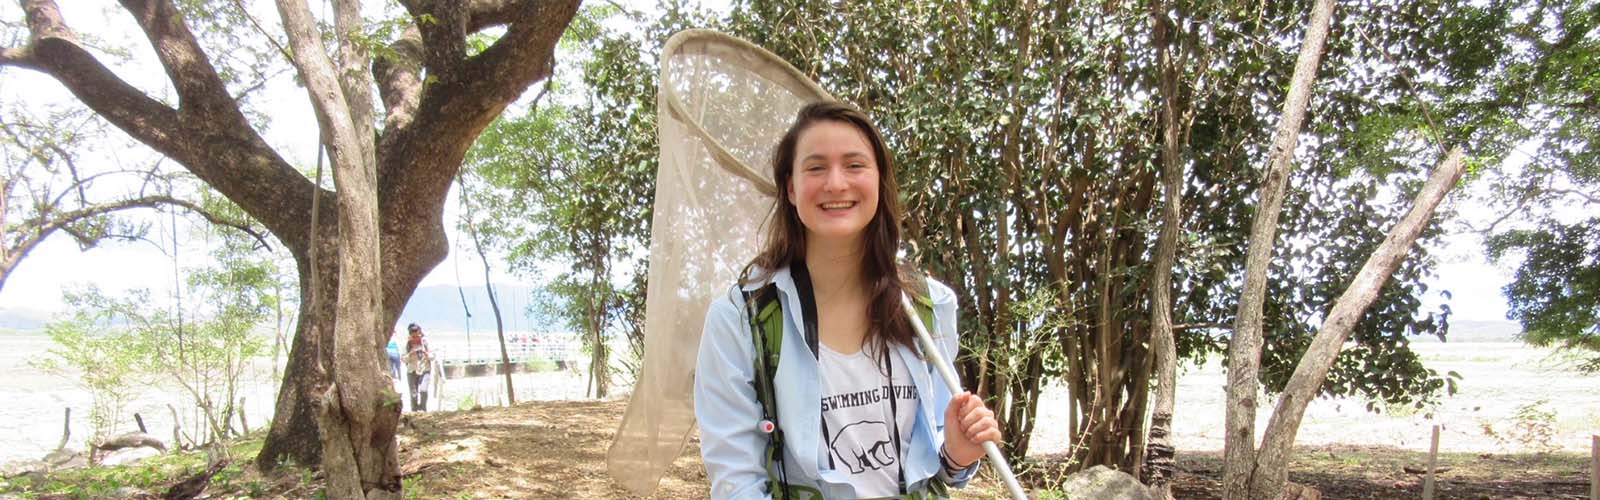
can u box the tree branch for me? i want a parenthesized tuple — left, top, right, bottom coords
(413, 1, 469, 74)
(1548, 187, 1600, 205)
(0, 47, 31, 67)
(21, 0, 75, 43)
(1250, 147, 1468, 499)
(370, 0, 579, 308)
(467, 0, 533, 32)
(8, 1, 320, 249)
(46, 167, 165, 216)
(118, 0, 251, 120)
(2, 194, 270, 292)
(333, 0, 378, 170)
(380, 0, 579, 183)
(373, 26, 424, 133)
(275, 0, 368, 192)
(37, 195, 266, 249)
(1174, 322, 1234, 332)
(1476, 186, 1539, 235)
(227, 0, 292, 61)
(16, 39, 185, 173)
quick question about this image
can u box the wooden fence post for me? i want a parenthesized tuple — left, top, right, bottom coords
(56, 407, 71, 451)
(1423, 424, 1440, 500)
(1589, 434, 1597, 500)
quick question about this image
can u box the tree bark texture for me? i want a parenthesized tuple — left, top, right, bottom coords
(1222, 0, 1336, 497)
(3, 0, 581, 473)
(1245, 148, 1466, 500)
(1143, 0, 1187, 494)
(587, 244, 611, 399)
(276, 0, 399, 497)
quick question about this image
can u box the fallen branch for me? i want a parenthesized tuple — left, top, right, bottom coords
(162, 459, 228, 500)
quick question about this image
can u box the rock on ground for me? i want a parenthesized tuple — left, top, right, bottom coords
(0, 458, 47, 478)
(1058, 465, 1156, 500)
(1282, 482, 1321, 500)
(101, 447, 162, 466)
(41, 449, 86, 470)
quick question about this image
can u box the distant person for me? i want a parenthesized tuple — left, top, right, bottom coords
(404, 323, 433, 411)
(386, 334, 403, 381)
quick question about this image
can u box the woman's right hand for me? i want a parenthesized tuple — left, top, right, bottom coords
(942, 391, 1002, 469)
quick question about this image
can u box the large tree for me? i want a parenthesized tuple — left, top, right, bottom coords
(1, 0, 581, 482)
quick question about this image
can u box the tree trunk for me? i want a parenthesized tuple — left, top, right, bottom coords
(586, 246, 611, 399)
(458, 176, 515, 405)
(276, 0, 400, 497)
(484, 277, 514, 405)
(1143, 0, 1185, 495)
(1245, 148, 1466, 499)
(1221, 0, 1336, 497)
(256, 239, 337, 470)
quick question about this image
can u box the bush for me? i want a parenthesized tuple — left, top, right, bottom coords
(1483, 399, 1560, 453)
(32, 309, 147, 442)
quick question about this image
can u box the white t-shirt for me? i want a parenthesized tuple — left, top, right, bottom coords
(817, 343, 918, 498)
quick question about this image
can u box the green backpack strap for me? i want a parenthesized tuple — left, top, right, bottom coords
(743, 284, 794, 498)
(745, 285, 783, 427)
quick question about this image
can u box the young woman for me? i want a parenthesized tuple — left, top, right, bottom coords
(695, 102, 1002, 499)
(404, 323, 433, 411)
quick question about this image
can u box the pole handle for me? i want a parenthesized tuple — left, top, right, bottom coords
(902, 294, 1029, 500)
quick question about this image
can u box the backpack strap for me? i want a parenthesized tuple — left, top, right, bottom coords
(744, 284, 783, 423)
(744, 265, 946, 499)
(791, 261, 822, 358)
(742, 283, 793, 498)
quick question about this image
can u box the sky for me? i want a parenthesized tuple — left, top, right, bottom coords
(0, 1, 1518, 324)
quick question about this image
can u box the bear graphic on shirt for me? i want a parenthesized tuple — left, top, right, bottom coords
(829, 420, 896, 474)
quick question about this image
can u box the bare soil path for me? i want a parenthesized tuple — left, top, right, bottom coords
(398, 400, 1590, 500)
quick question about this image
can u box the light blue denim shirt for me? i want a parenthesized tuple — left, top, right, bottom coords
(695, 267, 978, 500)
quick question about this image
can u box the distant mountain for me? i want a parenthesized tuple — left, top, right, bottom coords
(1, 284, 567, 335)
(1433, 319, 1522, 343)
(0, 307, 55, 332)
(397, 284, 568, 333)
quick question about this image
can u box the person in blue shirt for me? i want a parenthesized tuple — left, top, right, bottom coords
(695, 102, 1002, 499)
(386, 334, 403, 381)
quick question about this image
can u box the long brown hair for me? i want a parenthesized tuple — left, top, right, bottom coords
(744, 102, 918, 355)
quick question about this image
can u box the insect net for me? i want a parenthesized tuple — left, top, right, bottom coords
(605, 29, 834, 495)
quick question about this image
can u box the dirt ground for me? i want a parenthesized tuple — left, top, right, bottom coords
(398, 399, 1032, 499)
(399, 400, 708, 499)
(397, 399, 1593, 499)
(5, 339, 1593, 498)
(1166, 446, 1592, 499)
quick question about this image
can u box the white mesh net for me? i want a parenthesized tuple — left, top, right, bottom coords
(605, 30, 834, 495)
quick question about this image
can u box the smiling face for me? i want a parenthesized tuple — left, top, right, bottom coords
(786, 120, 881, 249)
